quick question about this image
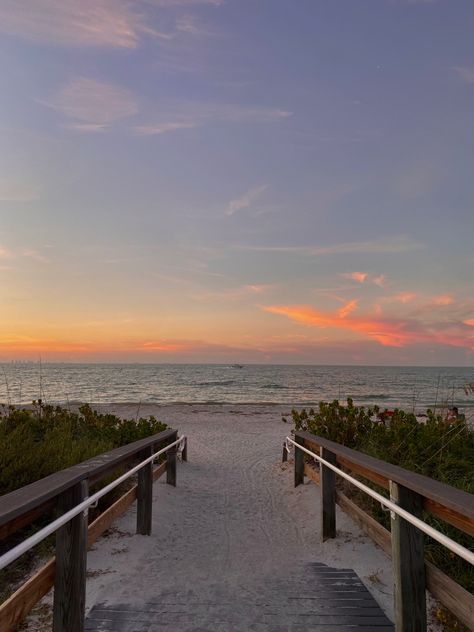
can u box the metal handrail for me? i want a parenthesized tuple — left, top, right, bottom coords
(286, 436, 474, 566)
(0, 436, 186, 571)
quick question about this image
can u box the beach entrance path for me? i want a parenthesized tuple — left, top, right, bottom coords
(84, 404, 395, 631)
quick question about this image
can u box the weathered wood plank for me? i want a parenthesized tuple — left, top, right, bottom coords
(294, 435, 305, 487)
(53, 480, 88, 632)
(0, 428, 177, 534)
(0, 559, 55, 632)
(337, 456, 390, 489)
(0, 501, 55, 541)
(166, 445, 177, 487)
(304, 463, 320, 485)
(423, 498, 474, 537)
(320, 447, 336, 541)
(425, 561, 474, 631)
(137, 447, 153, 536)
(390, 482, 426, 632)
(152, 461, 167, 482)
(181, 437, 188, 462)
(0, 463, 167, 632)
(336, 491, 392, 556)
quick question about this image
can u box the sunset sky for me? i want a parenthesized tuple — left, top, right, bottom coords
(1, 0, 474, 365)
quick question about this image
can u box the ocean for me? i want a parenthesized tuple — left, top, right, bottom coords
(0, 363, 473, 413)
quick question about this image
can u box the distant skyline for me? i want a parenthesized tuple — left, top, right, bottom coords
(1, 0, 473, 365)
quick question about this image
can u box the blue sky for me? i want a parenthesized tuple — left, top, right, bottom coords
(1, 0, 473, 364)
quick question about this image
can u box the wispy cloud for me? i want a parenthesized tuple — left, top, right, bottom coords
(146, 0, 223, 6)
(235, 236, 423, 256)
(337, 299, 358, 318)
(204, 104, 291, 123)
(136, 102, 291, 137)
(341, 272, 367, 283)
(0, 180, 40, 202)
(42, 77, 139, 128)
(176, 14, 202, 34)
(394, 292, 417, 304)
(339, 272, 389, 287)
(0, 245, 49, 263)
(22, 249, 50, 263)
(373, 274, 387, 288)
(452, 66, 474, 84)
(192, 283, 277, 302)
(65, 123, 109, 133)
(310, 236, 423, 256)
(133, 122, 197, 136)
(42, 79, 291, 135)
(226, 185, 268, 216)
(0, 0, 157, 49)
(433, 294, 454, 306)
(0, 0, 225, 50)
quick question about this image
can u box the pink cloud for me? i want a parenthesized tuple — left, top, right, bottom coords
(0, 1, 147, 48)
(337, 299, 358, 318)
(43, 77, 139, 126)
(433, 294, 454, 306)
(373, 274, 387, 287)
(395, 292, 417, 304)
(263, 303, 474, 351)
(342, 271, 367, 283)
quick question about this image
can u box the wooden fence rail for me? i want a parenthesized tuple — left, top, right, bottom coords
(290, 431, 474, 632)
(0, 428, 186, 632)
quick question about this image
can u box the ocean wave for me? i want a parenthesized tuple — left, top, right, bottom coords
(261, 383, 290, 390)
(196, 380, 237, 387)
(356, 394, 390, 400)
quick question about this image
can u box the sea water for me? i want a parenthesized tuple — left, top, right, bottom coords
(0, 363, 473, 412)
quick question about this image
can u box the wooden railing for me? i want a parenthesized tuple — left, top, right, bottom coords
(289, 430, 474, 632)
(0, 428, 185, 632)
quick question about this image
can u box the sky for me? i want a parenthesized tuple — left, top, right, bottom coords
(0, 0, 474, 365)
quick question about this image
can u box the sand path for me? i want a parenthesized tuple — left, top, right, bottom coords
(83, 404, 395, 630)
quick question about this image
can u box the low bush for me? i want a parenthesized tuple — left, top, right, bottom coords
(0, 402, 168, 496)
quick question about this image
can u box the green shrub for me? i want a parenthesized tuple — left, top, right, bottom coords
(0, 402, 168, 496)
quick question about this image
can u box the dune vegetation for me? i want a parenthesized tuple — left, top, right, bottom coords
(0, 402, 168, 604)
(286, 399, 473, 629)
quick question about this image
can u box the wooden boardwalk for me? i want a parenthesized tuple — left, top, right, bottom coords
(85, 562, 393, 631)
(81, 414, 394, 632)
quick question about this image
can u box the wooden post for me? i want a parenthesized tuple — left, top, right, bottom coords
(53, 480, 88, 632)
(390, 481, 427, 632)
(181, 437, 188, 462)
(294, 435, 304, 487)
(282, 442, 288, 463)
(320, 447, 336, 541)
(167, 444, 177, 487)
(137, 447, 153, 536)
